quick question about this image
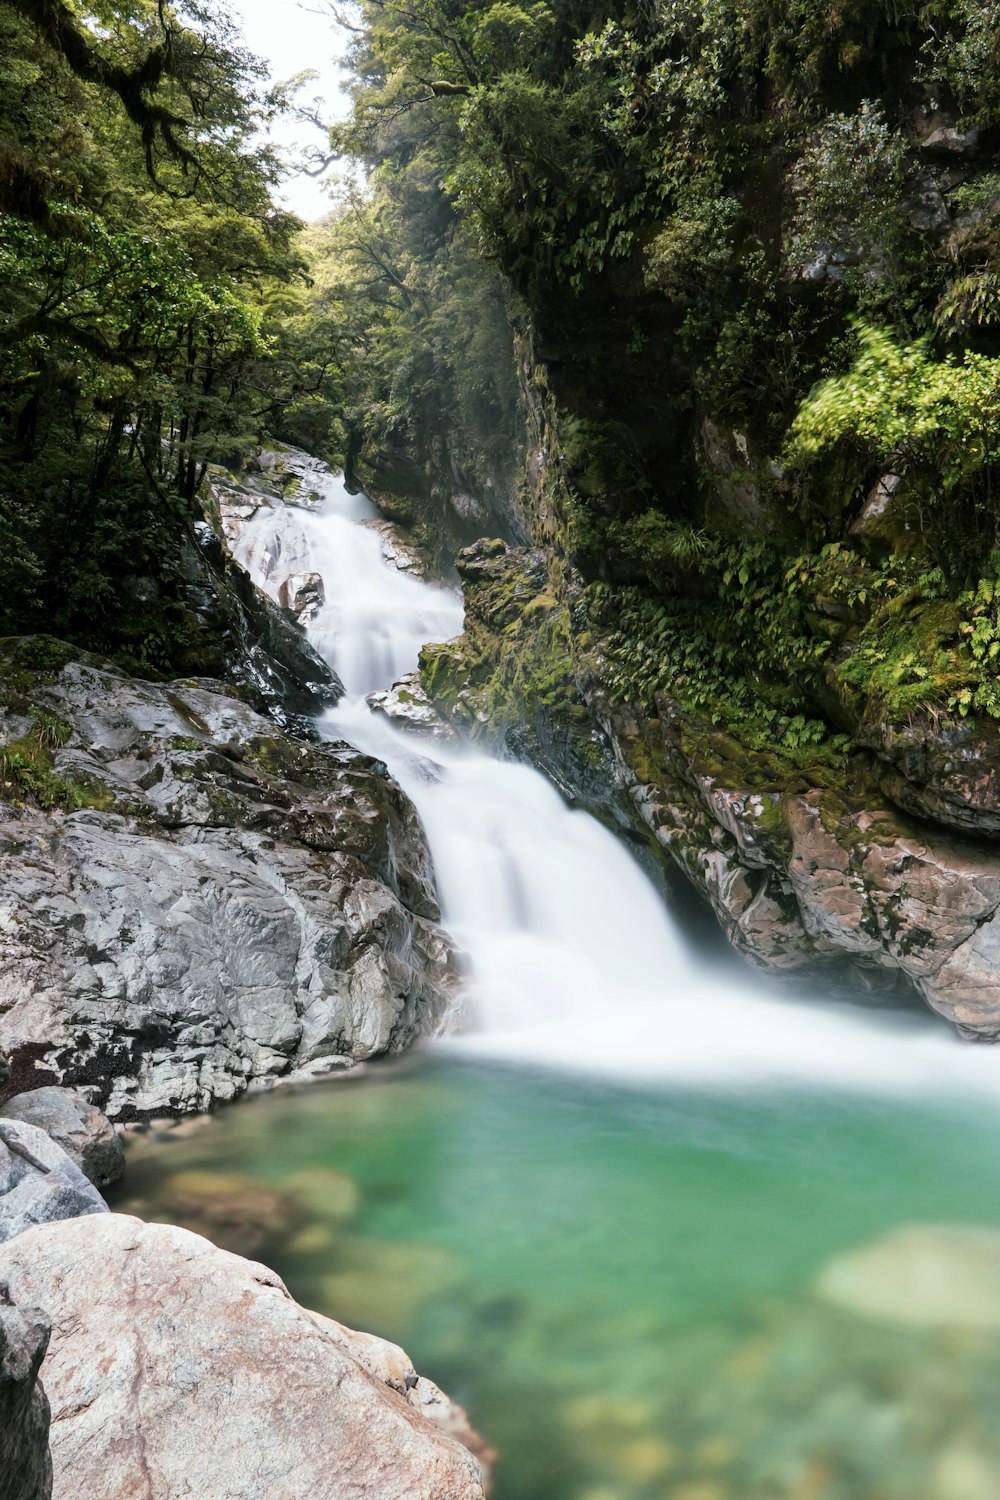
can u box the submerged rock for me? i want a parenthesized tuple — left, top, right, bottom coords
(131, 1167, 299, 1259)
(816, 1224, 1000, 1329)
(1, 1089, 124, 1188)
(0, 1283, 52, 1500)
(0, 651, 457, 1118)
(0, 1120, 107, 1244)
(0, 1214, 488, 1500)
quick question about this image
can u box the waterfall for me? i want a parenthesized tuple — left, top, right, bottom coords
(233, 462, 998, 1097)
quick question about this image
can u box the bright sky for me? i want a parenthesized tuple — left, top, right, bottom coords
(228, 0, 352, 220)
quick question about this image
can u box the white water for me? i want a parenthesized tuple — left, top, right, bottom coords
(235, 462, 999, 1099)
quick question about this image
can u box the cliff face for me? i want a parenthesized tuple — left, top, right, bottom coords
(0, 641, 456, 1117)
(415, 331, 1000, 1037)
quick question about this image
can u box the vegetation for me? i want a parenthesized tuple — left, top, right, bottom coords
(6, 0, 1000, 766)
(0, 0, 330, 661)
(318, 0, 1000, 755)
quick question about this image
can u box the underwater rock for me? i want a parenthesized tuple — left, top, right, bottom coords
(815, 1223, 1000, 1329)
(0, 1215, 488, 1500)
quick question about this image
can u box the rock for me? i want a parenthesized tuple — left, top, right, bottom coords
(367, 674, 458, 744)
(921, 123, 982, 155)
(0, 1089, 124, 1188)
(181, 522, 344, 738)
(860, 713, 1000, 842)
(0, 651, 457, 1118)
(138, 1168, 299, 1258)
(815, 1224, 1000, 1330)
(362, 518, 434, 575)
(0, 1120, 107, 1244)
(0, 1215, 487, 1500)
(0, 1282, 52, 1500)
(277, 569, 325, 624)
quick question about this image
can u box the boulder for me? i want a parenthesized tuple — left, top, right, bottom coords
(816, 1224, 1000, 1330)
(0, 1089, 124, 1188)
(0, 1120, 107, 1244)
(277, 570, 325, 624)
(367, 674, 458, 744)
(0, 1215, 487, 1500)
(0, 1282, 52, 1500)
(0, 652, 457, 1117)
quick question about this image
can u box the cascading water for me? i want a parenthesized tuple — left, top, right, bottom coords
(233, 461, 998, 1097)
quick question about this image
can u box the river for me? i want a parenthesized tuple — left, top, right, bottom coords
(116, 458, 1000, 1500)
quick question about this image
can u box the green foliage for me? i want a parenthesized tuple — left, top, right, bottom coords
(592, 535, 844, 757)
(0, 707, 109, 810)
(784, 103, 911, 288)
(0, 0, 306, 655)
(785, 324, 1000, 574)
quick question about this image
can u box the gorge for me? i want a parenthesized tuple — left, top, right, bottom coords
(3, 0, 1000, 1496)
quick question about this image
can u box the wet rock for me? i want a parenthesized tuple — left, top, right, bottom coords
(180, 524, 344, 737)
(0, 1282, 52, 1500)
(0, 1214, 487, 1500)
(0, 1120, 107, 1244)
(816, 1224, 1000, 1329)
(367, 674, 458, 744)
(0, 654, 457, 1118)
(0, 1089, 124, 1188)
(277, 569, 325, 624)
(363, 518, 434, 576)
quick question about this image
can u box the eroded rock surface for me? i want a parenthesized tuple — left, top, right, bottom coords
(420, 537, 1000, 1036)
(0, 1089, 124, 1188)
(0, 1282, 52, 1500)
(0, 1215, 487, 1500)
(0, 649, 456, 1117)
(0, 1120, 107, 1245)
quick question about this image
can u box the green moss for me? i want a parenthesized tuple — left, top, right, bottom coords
(0, 714, 113, 812)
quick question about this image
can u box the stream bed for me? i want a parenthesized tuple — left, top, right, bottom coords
(116, 1055, 1000, 1500)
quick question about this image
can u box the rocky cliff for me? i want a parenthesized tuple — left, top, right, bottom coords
(0, 638, 456, 1117)
(418, 515, 1000, 1040)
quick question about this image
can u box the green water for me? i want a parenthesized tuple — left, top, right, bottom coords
(116, 1056, 1000, 1500)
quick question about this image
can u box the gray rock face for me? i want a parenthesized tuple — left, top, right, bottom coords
(0, 1120, 107, 1244)
(0, 1282, 52, 1500)
(0, 655, 457, 1118)
(0, 1215, 487, 1500)
(1, 1090, 124, 1188)
(601, 696, 1000, 1037)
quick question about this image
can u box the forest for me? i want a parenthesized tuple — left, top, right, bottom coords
(4, 0, 1000, 762)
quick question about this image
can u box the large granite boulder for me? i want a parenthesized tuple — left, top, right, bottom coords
(0, 1282, 52, 1500)
(0, 1215, 487, 1500)
(0, 1120, 107, 1245)
(0, 1089, 124, 1188)
(0, 646, 457, 1118)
